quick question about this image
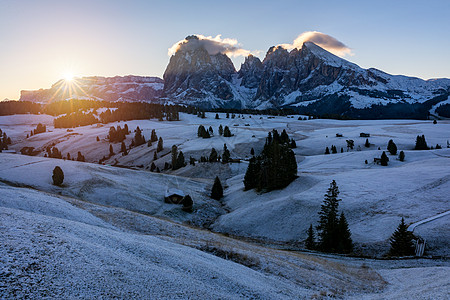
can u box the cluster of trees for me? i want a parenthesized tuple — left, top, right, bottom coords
(198, 125, 233, 138)
(414, 135, 429, 150)
(197, 125, 213, 138)
(44, 99, 112, 116)
(171, 145, 186, 170)
(0, 129, 12, 150)
(99, 103, 186, 124)
(131, 127, 146, 147)
(306, 180, 353, 254)
(45, 146, 62, 159)
(244, 129, 297, 192)
(107, 124, 129, 143)
(197, 144, 231, 164)
(325, 145, 340, 154)
(32, 123, 47, 135)
(54, 111, 99, 128)
(0, 100, 41, 116)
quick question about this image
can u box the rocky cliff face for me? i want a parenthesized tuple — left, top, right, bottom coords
(20, 76, 163, 103)
(238, 55, 263, 89)
(163, 36, 237, 106)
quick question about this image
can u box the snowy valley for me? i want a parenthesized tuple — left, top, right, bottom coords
(1, 111, 449, 298)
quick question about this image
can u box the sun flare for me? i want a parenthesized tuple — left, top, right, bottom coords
(63, 72, 74, 82)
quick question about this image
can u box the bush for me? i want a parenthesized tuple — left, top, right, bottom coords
(52, 166, 64, 186)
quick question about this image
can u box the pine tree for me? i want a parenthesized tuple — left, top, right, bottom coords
(157, 137, 163, 152)
(244, 156, 260, 190)
(151, 129, 157, 142)
(399, 151, 405, 162)
(176, 151, 185, 169)
(218, 124, 223, 136)
(153, 151, 157, 161)
(211, 176, 223, 200)
(325, 147, 330, 154)
(305, 224, 315, 250)
(250, 148, 255, 156)
(109, 144, 114, 156)
(337, 213, 353, 253)
(365, 139, 370, 148)
(290, 139, 297, 148)
(223, 126, 232, 137)
(388, 218, 415, 256)
(317, 180, 341, 252)
(171, 145, 178, 170)
(222, 144, 230, 163)
(331, 145, 337, 154)
(96, 136, 100, 142)
(380, 151, 389, 166)
(387, 139, 397, 155)
(209, 148, 218, 162)
(150, 162, 156, 172)
(182, 195, 193, 212)
(215, 113, 219, 119)
(52, 166, 64, 186)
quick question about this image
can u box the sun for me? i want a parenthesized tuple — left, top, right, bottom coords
(63, 72, 74, 82)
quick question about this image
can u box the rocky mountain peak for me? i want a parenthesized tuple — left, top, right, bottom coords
(163, 39, 237, 105)
(238, 55, 263, 89)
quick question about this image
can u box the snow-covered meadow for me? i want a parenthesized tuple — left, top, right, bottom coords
(1, 112, 449, 298)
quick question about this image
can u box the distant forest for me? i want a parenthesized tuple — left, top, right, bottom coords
(0, 100, 195, 128)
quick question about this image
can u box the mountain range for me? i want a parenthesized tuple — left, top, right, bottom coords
(19, 41, 450, 119)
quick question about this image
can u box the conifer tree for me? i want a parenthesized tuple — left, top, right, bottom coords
(388, 217, 415, 256)
(120, 141, 127, 153)
(380, 151, 389, 166)
(109, 144, 114, 156)
(218, 124, 223, 136)
(215, 113, 219, 119)
(150, 162, 156, 172)
(52, 166, 64, 186)
(387, 139, 397, 155)
(365, 139, 370, 148)
(290, 139, 297, 148)
(176, 151, 185, 169)
(250, 147, 255, 156)
(222, 144, 230, 163)
(209, 148, 218, 162)
(211, 176, 223, 200)
(171, 145, 178, 170)
(153, 151, 157, 161)
(182, 195, 193, 212)
(151, 129, 157, 142)
(157, 137, 163, 152)
(223, 126, 232, 137)
(325, 147, 330, 154)
(305, 224, 315, 250)
(399, 151, 405, 162)
(317, 180, 341, 252)
(337, 212, 353, 253)
(244, 156, 260, 190)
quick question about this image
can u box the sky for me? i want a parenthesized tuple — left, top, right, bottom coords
(0, 0, 449, 100)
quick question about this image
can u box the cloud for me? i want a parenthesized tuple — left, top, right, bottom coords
(168, 34, 254, 57)
(278, 31, 353, 57)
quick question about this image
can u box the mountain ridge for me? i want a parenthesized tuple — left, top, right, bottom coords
(18, 41, 450, 118)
